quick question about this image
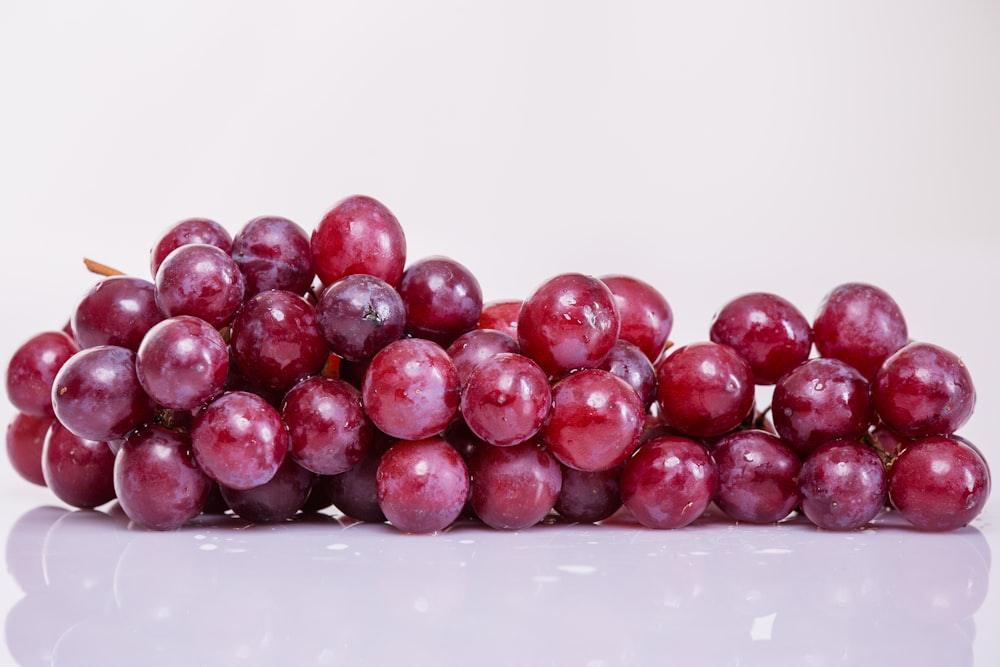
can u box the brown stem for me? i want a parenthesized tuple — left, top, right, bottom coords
(83, 258, 125, 277)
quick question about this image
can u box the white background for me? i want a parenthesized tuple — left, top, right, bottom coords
(1, 1, 999, 664)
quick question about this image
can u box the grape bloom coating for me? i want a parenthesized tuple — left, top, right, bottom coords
(1, 194, 988, 535)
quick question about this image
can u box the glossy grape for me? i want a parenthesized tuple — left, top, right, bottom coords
(6, 413, 52, 486)
(889, 436, 990, 531)
(42, 421, 116, 509)
(872, 342, 975, 438)
(281, 376, 373, 475)
(191, 391, 289, 490)
(376, 437, 469, 533)
(813, 282, 908, 380)
(71, 276, 164, 351)
(771, 357, 872, 458)
(221, 457, 315, 523)
(600, 274, 673, 362)
(135, 316, 229, 411)
(798, 439, 887, 530)
(469, 438, 562, 530)
(553, 463, 623, 524)
(312, 195, 406, 287)
(361, 338, 461, 441)
(712, 429, 801, 524)
(328, 430, 395, 523)
(446, 328, 519, 386)
(517, 273, 620, 376)
(315, 273, 406, 362)
(400, 256, 483, 345)
(460, 353, 551, 447)
(154, 243, 246, 328)
(51, 346, 156, 442)
(619, 435, 717, 529)
(114, 425, 212, 530)
(6, 331, 79, 418)
(231, 215, 314, 297)
(149, 217, 233, 278)
(709, 292, 812, 385)
(598, 339, 657, 410)
(478, 299, 522, 340)
(655, 341, 754, 438)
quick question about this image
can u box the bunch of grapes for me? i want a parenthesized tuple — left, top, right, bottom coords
(4, 195, 989, 533)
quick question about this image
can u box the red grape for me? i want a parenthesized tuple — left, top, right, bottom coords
(221, 457, 315, 523)
(149, 217, 232, 278)
(600, 274, 673, 362)
(446, 328, 519, 386)
(553, 463, 623, 524)
(460, 352, 551, 447)
(712, 429, 801, 524)
(478, 299, 522, 339)
(231, 215, 314, 297)
(619, 435, 717, 529)
(6, 331, 79, 418)
(135, 315, 229, 411)
(42, 421, 116, 509)
(154, 243, 246, 328)
(315, 273, 406, 362)
(311, 195, 406, 287)
(798, 439, 887, 530)
(598, 339, 657, 410)
(281, 376, 373, 475)
(376, 437, 469, 533)
(71, 276, 164, 351)
(469, 438, 562, 530)
(6, 413, 52, 487)
(399, 256, 483, 345)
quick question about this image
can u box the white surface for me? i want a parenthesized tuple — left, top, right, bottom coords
(1, 2, 999, 665)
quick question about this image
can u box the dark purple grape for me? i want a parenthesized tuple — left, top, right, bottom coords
(655, 341, 754, 438)
(542, 368, 643, 472)
(361, 338, 461, 440)
(813, 282, 908, 380)
(771, 357, 872, 458)
(6, 412, 53, 486)
(376, 437, 469, 533)
(191, 391, 288, 490)
(229, 290, 329, 393)
(328, 430, 395, 522)
(221, 457, 314, 523)
(460, 353, 551, 447)
(51, 346, 156, 442)
(135, 316, 229, 411)
(619, 435, 717, 529)
(149, 217, 232, 278)
(5, 330, 79, 418)
(798, 439, 887, 530)
(598, 339, 657, 410)
(446, 328, 520, 386)
(709, 292, 812, 385)
(517, 273, 620, 376)
(281, 375, 373, 475)
(114, 425, 212, 530)
(399, 256, 483, 345)
(154, 243, 246, 328)
(477, 299, 522, 340)
(42, 421, 116, 508)
(71, 276, 164, 351)
(469, 438, 562, 530)
(712, 429, 801, 524)
(231, 215, 314, 297)
(889, 436, 990, 531)
(311, 195, 406, 287)
(600, 274, 673, 362)
(315, 273, 406, 361)
(553, 463, 623, 524)
(872, 342, 975, 438)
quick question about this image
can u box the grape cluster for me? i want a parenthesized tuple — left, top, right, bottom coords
(4, 195, 990, 533)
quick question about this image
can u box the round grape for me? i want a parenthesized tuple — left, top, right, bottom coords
(71, 276, 164, 351)
(469, 438, 562, 530)
(446, 328, 520, 386)
(154, 243, 246, 328)
(553, 463, 623, 524)
(315, 273, 406, 362)
(282, 376, 373, 475)
(42, 421, 116, 509)
(6, 413, 53, 487)
(478, 299, 522, 340)
(6, 331, 79, 418)
(221, 457, 315, 523)
(376, 437, 469, 534)
(460, 352, 551, 447)
(231, 215, 314, 297)
(136, 316, 229, 411)
(399, 255, 483, 345)
(600, 274, 673, 362)
(798, 439, 887, 531)
(312, 195, 406, 287)
(712, 429, 801, 524)
(619, 435, 717, 529)
(149, 217, 232, 278)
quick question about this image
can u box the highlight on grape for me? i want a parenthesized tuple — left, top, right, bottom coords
(4, 195, 989, 532)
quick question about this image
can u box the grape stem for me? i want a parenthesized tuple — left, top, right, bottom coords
(83, 258, 125, 277)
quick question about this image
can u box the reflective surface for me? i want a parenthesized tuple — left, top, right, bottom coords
(3, 498, 994, 666)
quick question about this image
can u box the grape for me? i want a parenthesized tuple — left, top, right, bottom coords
(771, 357, 872, 458)
(460, 352, 551, 447)
(315, 273, 406, 361)
(154, 243, 246, 328)
(114, 425, 212, 530)
(6, 412, 53, 486)
(229, 290, 330, 393)
(889, 436, 990, 531)
(231, 215, 314, 297)
(871, 341, 975, 438)
(711, 429, 801, 524)
(553, 463, 623, 524)
(517, 273, 620, 376)
(281, 375, 373, 475)
(135, 316, 229, 411)
(542, 368, 644, 472)
(361, 338, 461, 440)
(655, 341, 754, 438)
(376, 437, 469, 533)
(797, 439, 887, 530)
(813, 282, 908, 380)
(600, 274, 673, 362)
(42, 420, 116, 509)
(220, 457, 315, 523)
(469, 438, 562, 530)
(71, 276, 164, 351)
(446, 328, 519, 386)
(477, 299, 522, 339)
(619, 435, 717, 529)
(149, 217, 233, 278)
(399, 256, 483, 345)
(5, 330, 79, 418)
(709, 292, 812, 385)
(327, 430, 395, 523)
(311, 195, 406, 287)
(51, 345, 156, 442)
(597, 339, 657, 410)
(191, 391, 288, 490)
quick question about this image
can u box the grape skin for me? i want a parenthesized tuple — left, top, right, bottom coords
(231, 215, 314, 297)
(712, 429, 801, 524)
(469, 438, 562, 530)
(375, 437, 469, 534)
(149, 217, 233, 278)
(5, 331, 79, 418)
(221, 457, 315, 523)
(71, 276, 164, 351)
(154, 243, 246, 329)
(399, 256, 483, 346)
(282, 376, 373, 475)
(42, 421, 116, 509)
(600, 274, 673, 362)
(6, 413, 53, 487)
(797, 439, 887, 531)
(311, 195, 407, 287)
(315, 273, 407, 362)
(135, 316, 229, 411)
(460, 352, 551, 448)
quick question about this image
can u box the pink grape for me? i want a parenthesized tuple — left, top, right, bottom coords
(376, 437, 469, 533)
(312, 195, 406, 287)
(619, 435, 717, 529)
